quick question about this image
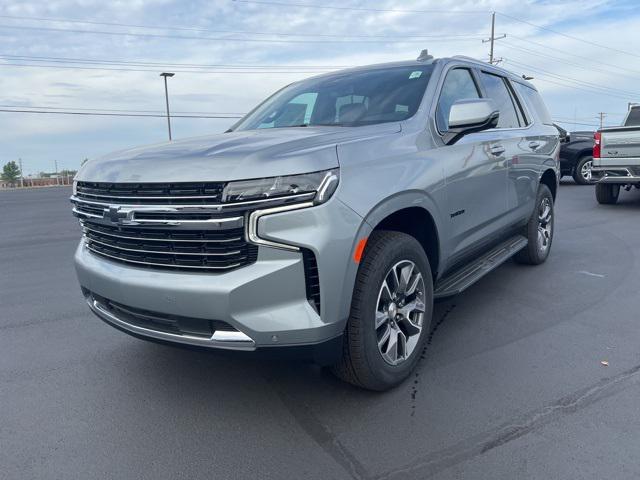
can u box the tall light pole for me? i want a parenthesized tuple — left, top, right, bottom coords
(18, 158, 24, 188)
(160, 72, 175, 141)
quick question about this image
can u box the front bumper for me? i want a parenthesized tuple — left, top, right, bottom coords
(74, 199, 366, 350)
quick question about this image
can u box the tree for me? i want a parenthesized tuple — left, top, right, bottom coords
(1, 161, 21, 186)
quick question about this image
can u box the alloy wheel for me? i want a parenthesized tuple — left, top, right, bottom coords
(581, 160, 593, 182)
(375, 260, 426, 366)
(537, 197, 553, 254)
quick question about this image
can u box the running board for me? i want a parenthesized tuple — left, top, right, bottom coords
(434, 235, 528, 299)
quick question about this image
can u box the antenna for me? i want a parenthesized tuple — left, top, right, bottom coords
(417, 49, 433, 62)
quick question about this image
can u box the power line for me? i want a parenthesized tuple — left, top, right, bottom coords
(0, 62, 338, 74)
(496, 12, 640, 60)
(526, 75, 634, 101)
(552, 119, 601, 128)
(505, 59, 640, 98)
(0, 23, 482, 44)
(0, 53, 349, 69)
(522, 75, 634, 101)
(231, 0, 488, 14)
(0, 13, 486, 40)
(508, 35, 640, 77)
(0, 108, 243, 118)
(500, 41, 640, 83)
(0, 104, 246, 115)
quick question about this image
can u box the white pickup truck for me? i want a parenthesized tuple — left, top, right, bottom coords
(593, 105, 640, 204)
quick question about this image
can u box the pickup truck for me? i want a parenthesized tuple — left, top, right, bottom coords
(556, 126, 595, 185)
(71, 53, 559, 390)
(593, 105, 640, 203)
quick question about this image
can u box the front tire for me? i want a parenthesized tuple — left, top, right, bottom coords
(332, 231, 433, 391)
(515, 184, 554, 265)
(573, 156, 594, 185)
(595, 183, 620, 204)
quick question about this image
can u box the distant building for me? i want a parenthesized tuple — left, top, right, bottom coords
(0, 172, 75, 188)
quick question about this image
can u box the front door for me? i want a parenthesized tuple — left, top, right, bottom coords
(436, 67, 509, 260)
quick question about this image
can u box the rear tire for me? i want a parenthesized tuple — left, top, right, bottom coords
(332, 231, 433, 391)
(573, 156, 594, 185)
(515, 184, 554, 265)
(595, 183, 620, 204)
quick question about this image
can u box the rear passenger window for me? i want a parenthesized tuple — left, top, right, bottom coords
(513, 82, 553, 125)
(480, 72, 520, 128)
(436, 68, 480, 132)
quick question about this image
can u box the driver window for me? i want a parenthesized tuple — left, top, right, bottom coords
(436, 68, 480, 132)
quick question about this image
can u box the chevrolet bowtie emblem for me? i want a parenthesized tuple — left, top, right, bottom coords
(104, 206, 129, 224)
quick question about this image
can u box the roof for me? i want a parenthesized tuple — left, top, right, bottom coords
(301, 55, 536, 90)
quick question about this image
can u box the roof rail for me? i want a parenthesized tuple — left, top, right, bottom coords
(451, 55, 483, 63)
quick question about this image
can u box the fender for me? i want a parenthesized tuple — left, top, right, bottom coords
(336, 190, 448, 325)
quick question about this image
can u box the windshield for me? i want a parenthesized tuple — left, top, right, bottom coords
(232, 65, 434, 131)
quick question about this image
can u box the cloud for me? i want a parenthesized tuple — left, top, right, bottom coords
(0, 0, 638, 173)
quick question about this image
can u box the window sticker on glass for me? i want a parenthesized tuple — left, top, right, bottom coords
(409, 71, 422, 79)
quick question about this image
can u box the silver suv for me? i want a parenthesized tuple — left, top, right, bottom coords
(71, 53, 559, 390)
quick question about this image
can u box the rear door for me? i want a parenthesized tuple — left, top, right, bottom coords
(510, 82, 558, 217)
(436, 66, 509, 260)
(477, 72, 538, 221)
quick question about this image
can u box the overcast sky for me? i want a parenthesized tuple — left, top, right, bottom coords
(0, 0, 638, 175)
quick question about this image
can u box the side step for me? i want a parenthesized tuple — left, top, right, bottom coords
(434, 235, 528, 299)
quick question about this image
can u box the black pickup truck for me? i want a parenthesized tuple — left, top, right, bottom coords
(556, 125, 595, 184)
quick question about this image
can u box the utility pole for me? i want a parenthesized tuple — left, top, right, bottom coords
(483, 12, 506, 65)
(160, 72, 175, 141)
(598, 112, 606, 129)
(18, 158, 24, 188)
(54, 159, 59, 185)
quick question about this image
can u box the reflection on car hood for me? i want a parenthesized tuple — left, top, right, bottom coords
(76, 123, 401, 183)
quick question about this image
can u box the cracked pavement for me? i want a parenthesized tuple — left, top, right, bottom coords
(2, 182, 640, 479)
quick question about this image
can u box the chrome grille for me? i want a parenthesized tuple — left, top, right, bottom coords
(81, 221, 257, 271)
(72, 181, 265, 272)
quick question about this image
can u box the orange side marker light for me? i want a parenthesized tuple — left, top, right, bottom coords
(353, 237, 368, 263)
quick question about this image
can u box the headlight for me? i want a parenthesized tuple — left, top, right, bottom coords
(72, 180, 78, 196)
(222, 169, 339, 205)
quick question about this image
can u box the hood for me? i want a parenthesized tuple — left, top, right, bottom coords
(76, 123, 400, 183)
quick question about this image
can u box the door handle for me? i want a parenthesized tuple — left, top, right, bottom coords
(528, 141, 541, 150)
(490, 145, 505, 156)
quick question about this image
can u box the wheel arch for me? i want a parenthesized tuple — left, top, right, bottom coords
(372, 207, 441, 281)
(360, 192, 444, 280)
(540, 168, 558, 200)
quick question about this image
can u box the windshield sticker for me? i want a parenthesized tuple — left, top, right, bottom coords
(409, 71, 422, 79)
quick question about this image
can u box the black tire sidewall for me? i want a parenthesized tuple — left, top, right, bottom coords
(596, 183, 620, 204)
(354, 233, 433, 388)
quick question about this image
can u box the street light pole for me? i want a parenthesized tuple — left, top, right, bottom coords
(18, 158, 24, 188)
(160, 72, 175, 141)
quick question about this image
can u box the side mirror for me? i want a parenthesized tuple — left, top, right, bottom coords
(443, 99, 499, 145)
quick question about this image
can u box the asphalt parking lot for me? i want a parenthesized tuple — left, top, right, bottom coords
(2, 182, 640, 480)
